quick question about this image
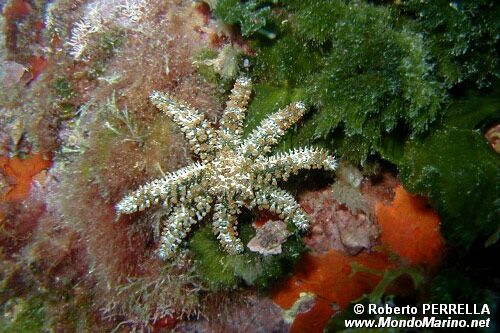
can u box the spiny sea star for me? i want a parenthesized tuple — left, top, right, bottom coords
(116, 77, 337, 259)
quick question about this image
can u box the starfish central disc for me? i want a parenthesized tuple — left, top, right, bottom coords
(207, 149, 252, 198)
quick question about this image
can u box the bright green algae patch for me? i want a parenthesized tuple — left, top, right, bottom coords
(218, 0, 446, 163)
(214, 0, 272, 37)
(394, 0, 499, 88)
(190, 223, 306, 290)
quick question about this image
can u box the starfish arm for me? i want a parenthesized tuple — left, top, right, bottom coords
(253, 147, 337, 183)
(253, 186, 309, 231)
(218, 77, 252, 145)
(115, 163, 205, 215)
(212, 199, 244, 254)
(240, 102, 307, 158)
(158, 197, 212, 260)
(150, 91, 217, 161)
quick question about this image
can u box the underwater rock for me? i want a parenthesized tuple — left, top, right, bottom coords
(33, 1, 240, 328)
(485, 123, 500, 153)
(0, 61, 26, 87)
(336, 210, 379, 255)
(289, 298, 336, 333)
(247, 220, 290, 255)
(272, 250, 393, 310)
(23, 56, 48, 84)
(299, 187, 379, 255)
(3, 0, 32, 20)
(274, 173, 444, 332)
(283, 292, 316, 324)
(176, 292, 289, 333)
(0, 110, 25, 157)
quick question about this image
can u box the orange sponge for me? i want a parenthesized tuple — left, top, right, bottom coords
(1, 154, 51, 201)
(376, 185, 444, 266)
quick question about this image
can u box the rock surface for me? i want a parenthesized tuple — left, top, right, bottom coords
(247, 220, 290, 255)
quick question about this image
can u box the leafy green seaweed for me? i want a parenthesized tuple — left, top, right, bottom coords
(214, 0, 273, 37)
(394, 0, 499, 88)
(400, 86, 500, 248)
(189, 223, 306, 290)
(401, 128, 500, 248)
(217, 0, 446, 163)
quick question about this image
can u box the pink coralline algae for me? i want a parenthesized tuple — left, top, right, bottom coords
(299, 187, 379, 255)
(247, 220, 290, 255)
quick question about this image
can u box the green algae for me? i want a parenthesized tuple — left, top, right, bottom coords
(0, 297, 46, 333)
(394, 0, 499, 88)
(400, 85, 500, 249)
(400, 128, 500, 248)
(189, 222, 306, 290)
(214, 0, 273, 37)
(54, 78, 74, 101)
(351, 264, 424, 304)
(217, 0, 446, 163)
(86, 29, 124, 79)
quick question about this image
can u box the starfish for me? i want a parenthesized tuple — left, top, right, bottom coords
(116, 77, 337, 260)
